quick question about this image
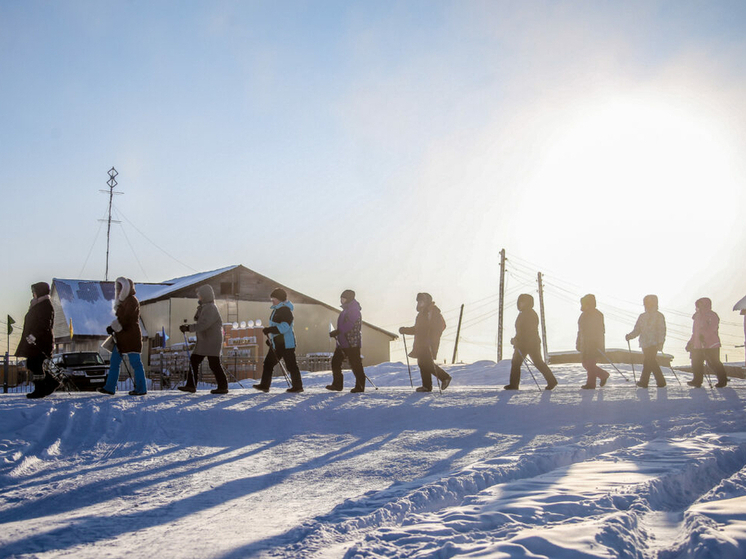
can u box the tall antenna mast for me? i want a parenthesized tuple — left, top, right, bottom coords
(99, 167, 122, 281)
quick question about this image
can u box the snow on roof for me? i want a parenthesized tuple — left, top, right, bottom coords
(734, 295, 746, 312)
(53, 279, 155, 337)
(138, 265, 239, 302)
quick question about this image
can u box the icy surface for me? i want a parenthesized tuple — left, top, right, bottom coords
(2, 361, 746, 558)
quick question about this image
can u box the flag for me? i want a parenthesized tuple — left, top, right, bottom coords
(69, 318, 74, 339)
(161, 326, 169, 348)
(7, 315, 14, 336)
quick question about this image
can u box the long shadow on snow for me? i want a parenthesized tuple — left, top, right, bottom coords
(0, 426, 403, 556)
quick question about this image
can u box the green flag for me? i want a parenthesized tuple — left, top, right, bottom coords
(7, 315, 14, 336)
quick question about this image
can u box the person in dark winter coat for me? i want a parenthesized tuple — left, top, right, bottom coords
(686, 297, 728, 388)
(254, 288, 304, 393)
(399, 292, 452, 392)
(327, 289, 366, 393)
(576, 294, 610, 389)
(626, 294, 666, 389)
(98, 277, 148, 395)
(505, 294, 557, 390)
(16, 282, 56, 399)
(178, 285, 229, 394)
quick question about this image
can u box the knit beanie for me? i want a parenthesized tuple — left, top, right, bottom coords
(270, 288, 287, 302)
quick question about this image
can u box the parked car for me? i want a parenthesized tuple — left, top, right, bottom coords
(50, 352, 108, 391)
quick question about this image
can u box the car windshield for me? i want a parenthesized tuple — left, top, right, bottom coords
(63, 353, 105, 366)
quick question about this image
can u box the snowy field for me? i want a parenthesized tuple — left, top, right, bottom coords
(2, 361, 746, 559)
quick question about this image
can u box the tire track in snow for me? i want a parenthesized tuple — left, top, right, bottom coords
(326, 434, 746, 559)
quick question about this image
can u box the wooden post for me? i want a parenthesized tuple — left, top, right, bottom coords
(498, 249, 506, 362)
(537, 272, 549, 362)
(452, 304, 464, 364)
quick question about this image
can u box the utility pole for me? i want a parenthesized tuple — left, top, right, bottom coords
(537, 272, 548, 362)
(452, 304, 464, 364)
(99, 167, 122, 281)
(497, 248, 506, 362)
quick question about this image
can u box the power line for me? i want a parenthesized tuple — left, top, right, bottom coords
(113, 205, 198, 273)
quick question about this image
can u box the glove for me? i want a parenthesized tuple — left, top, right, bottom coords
(398, 327, 409, 335)
(106, 326, 114, 335)
(263, 326, 279, 335)
(510, 337, 515, 346)
(26, 334, 36, 345)
(685, 341, 692, 353)
(329, 330, 339, 338)
(624, 334, 632, 342)
(179, 324, 190, 333)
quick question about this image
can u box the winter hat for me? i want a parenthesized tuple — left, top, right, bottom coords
(31, 282, 50, 298)
(643, 294, 658, 311)
(341, 289, 356, 301)
(196, 284, 215, 304)
(270, 287, 287, 302)
(416, 292, 433, 305)
(517, 293, 534, 309)
(695, 297, 712, 311)
(580, 294, 596, 311)
(115, 277, 134, 301)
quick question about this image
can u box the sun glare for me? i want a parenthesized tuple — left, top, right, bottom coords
(528, 94, 739, 243)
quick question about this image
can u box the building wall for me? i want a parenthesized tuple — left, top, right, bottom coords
(140, 298, 394, 366)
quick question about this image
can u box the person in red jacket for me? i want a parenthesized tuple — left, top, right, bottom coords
(686, 297, 728, 388)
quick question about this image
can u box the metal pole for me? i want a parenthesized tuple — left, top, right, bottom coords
(402, 334, 414, 387)
(3, 352, 8, 394)
(98, 167, 123, 281)
(537, 272, 549, 362)
(498, 248, 506, 362)
(452, 304, 464, 364)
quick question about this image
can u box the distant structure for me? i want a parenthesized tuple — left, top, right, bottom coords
(99, 167, 122, 281)
(49, 265, 397, 370)
(735, 295, 746, 363)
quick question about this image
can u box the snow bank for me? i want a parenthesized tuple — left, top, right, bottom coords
(1, 361, 746, 558)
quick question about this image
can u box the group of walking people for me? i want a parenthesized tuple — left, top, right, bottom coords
(14, 277, 731, 398)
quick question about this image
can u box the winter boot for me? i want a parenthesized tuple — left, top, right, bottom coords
(178, 385, 196, 393)
(415, 386, 431, 392)
(325, 384, 343, 391)
(440, 374, 452, 390)
(128, 390, 147, 396)
(503, 384, 519, 390)
(253, 384, 270, 392)
(97, 387, 115, 395)
(286, 386, 304, 393)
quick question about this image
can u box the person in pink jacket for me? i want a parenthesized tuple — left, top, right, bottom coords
(686, 297, 728, 388)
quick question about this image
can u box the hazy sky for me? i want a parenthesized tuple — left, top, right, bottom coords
(2, 1, 745, 365)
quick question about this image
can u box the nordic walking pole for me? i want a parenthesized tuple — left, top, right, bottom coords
(597, 349, 629, 381)
(182, 329, 198, 388)
(402, 334, 414, 388)
(661, 351, 682, 386)
(224, 353, 247, 389)
(430, 347, 442, 395)
(517, 348, 542, 393)
(112, 333, 135, 387)
(364, 372, 378, 390)
(265, 334, 291, 387)
(698, 335, 714, 389)
(627, 339, 637, 384)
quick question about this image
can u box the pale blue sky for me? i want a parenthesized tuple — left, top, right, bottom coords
(3, 1, 746, 363)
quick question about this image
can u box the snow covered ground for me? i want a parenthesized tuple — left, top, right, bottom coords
(2, 361, 746, 559)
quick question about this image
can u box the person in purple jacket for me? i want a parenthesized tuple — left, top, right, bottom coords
(326, 290, 366, 393)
